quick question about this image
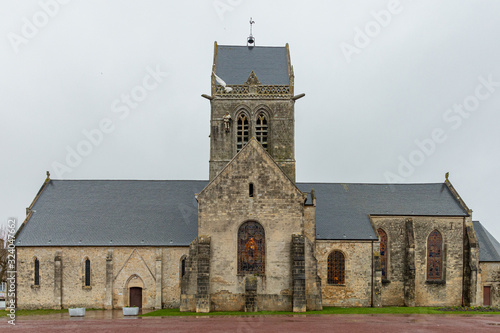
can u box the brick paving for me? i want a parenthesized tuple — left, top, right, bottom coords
(1, 311, 500, 332)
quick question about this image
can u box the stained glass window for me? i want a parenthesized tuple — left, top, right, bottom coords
(34, 258, 40, 286)
(255, 112, 268, 150)
(327, 251, 345, 285)
(378, 228, 388, 280)
(238, 221, 265, 274)
(237, 114, 249, 152)
(427, 230, 443, 280)
(85, 258, 91, 286)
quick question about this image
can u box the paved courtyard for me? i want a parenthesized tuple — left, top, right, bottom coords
(1, 311, 500, 332)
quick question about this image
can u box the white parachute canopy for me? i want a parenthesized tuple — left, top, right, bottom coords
(213, 71, 233, 92)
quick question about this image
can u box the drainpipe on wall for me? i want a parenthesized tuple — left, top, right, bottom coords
(462, 218, 465, 306)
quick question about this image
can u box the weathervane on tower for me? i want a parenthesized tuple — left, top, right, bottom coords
(247, 17, 255, 46)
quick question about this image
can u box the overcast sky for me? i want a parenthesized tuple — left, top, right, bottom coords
(1, 0, 499, 241)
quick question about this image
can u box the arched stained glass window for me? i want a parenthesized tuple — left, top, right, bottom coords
(255, 112, 268, 150)
(237, 114, 249, 152)
(34, 257, 40, 286)
(327, 251, 345, 285)
(85, 258, 91, 286)
(427, 230, 443, 280)
(238, 221, 265, 274)
(378, 228, 388, 280)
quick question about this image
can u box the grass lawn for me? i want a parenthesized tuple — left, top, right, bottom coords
(141, 306, 500, 317)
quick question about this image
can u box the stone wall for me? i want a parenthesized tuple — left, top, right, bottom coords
(478, 262, 500, 307)
(16, 246, 188, 309)
(316, 240, 375, 307)
(291, 234, 306, 312)
(303, 202, 322, 310)
(180, 240, 198, 311)
(181, 234, 296, 312)
(371, 216, 466, 307)
(464, 219, 479, 306)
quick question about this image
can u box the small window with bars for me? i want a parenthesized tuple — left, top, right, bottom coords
(237, 114, 249, 152)
(255, 112, 268, 150)
(181, 258, 186, 277)
(85, 258, 91, 286)
(34, 258, 40, 286)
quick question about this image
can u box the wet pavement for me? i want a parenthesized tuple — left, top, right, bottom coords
(11, 309, 156, 320)
(1, 311, 500, 332)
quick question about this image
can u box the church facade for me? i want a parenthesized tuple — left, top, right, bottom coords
(14, 42, 500, 311)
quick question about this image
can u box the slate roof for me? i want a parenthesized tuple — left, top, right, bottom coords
(297, 183, 469, 240)
(473, 221, 500, 262)
(215, 45, 290, 85)
(16, 180, 470, 246)
(16, 180, 206, 247)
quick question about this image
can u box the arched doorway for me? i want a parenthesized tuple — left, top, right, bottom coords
(125, 274, 144, 308)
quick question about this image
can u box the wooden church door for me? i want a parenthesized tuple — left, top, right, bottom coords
(129, 287, 143, 308)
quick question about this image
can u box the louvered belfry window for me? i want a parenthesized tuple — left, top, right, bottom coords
(238, 221, 265, 274)
(427, 230, 443, 280)
(378, 228, 388, 280)
(237, 114, 249, 152)
(255, 113, 268, 150)
(327, 251, 345, 285)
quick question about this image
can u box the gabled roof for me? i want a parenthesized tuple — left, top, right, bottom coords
(16, 180, 469, 246)
(473, 221, 500, 262)
(215, 45, 290, 85)
(15, 180, 206, 247)
(297, 183, 469, 240)
(199, 138, 302, 199)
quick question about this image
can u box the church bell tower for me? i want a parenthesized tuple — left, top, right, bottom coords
(204, 40, 304, 182)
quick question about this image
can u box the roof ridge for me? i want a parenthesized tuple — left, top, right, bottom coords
(46, 180, 449, 185)
(48, 179, 209, 182)
(218, 45, 286, 48)
(296, 182, 446, 185)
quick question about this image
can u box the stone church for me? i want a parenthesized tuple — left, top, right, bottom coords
(14, 41, 500, 311)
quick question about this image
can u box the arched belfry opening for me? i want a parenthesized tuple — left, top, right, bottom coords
(255, 112, 268, 150)
(236, 113, 249, 152)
